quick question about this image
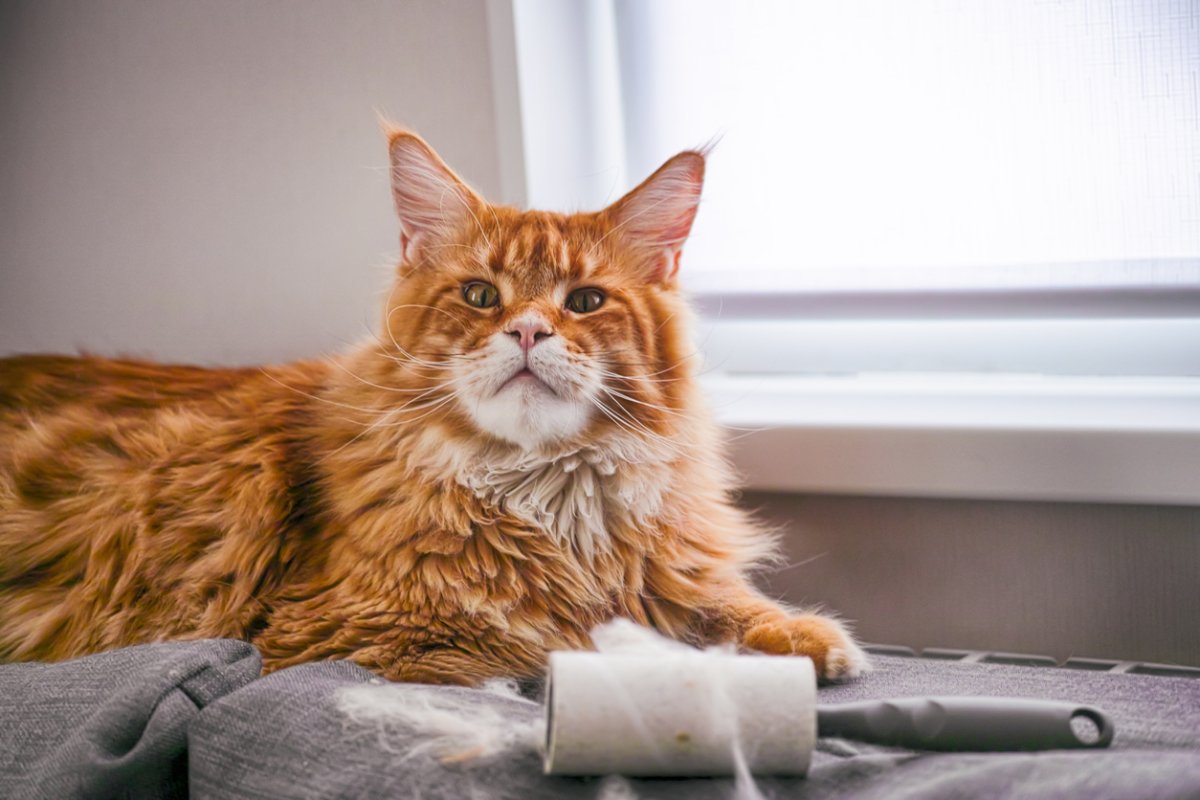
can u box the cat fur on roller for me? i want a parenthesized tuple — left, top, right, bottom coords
(0, 127, 867, 684)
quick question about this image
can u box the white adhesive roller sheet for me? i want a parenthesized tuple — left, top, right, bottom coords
(544, 649, 817, 777)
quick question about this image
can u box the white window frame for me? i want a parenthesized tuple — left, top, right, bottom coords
(487, 0, 1200, 505)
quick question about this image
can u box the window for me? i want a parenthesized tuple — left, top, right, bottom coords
(615, 0, 1200, 293)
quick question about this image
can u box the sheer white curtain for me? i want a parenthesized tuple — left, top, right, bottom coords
(612, 0, 1200, 291)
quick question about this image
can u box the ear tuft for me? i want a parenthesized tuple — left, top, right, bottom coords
(605, 151, 706, 281)
(385, 126, 482, 263)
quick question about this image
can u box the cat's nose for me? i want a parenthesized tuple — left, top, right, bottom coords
(506, 316, 554, 352)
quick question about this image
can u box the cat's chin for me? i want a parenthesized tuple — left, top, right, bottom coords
(462, 383, 593, 452)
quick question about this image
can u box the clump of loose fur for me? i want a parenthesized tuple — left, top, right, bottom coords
(338, 678, 542, 764)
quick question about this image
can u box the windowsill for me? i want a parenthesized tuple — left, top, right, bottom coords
(702, 373, 1200, 506)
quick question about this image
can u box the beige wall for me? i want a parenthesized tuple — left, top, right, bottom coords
(0, 0, 503, 365)
(747, 492, 1200, 666)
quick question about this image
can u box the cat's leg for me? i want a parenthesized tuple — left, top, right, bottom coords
(639, 502, 869, 678)
(646, 563, 868, 679)
(718, 586, 869, 679)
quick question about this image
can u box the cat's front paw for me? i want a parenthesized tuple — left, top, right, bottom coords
(742, 614, 869, 680)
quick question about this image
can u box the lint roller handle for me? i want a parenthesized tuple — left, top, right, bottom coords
(817, 696, 1114, 751)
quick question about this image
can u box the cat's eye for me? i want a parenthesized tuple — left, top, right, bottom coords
(462, 281, 500, 309)
(565, 287, 605, 314)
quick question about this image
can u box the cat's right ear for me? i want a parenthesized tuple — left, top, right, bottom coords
(386, 129, 483, 264)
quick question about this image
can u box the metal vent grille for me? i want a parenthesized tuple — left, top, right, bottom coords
(862, 644, 1200, 679)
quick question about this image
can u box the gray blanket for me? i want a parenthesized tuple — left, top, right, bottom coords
(190, 654, 1200, 799)
(5, 642, 1200, 799)
(0, 639, 261, 800)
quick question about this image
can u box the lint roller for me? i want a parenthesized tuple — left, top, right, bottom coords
(543, 651, 1114, 777)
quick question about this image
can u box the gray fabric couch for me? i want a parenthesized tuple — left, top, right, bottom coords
(4, 641, 1199, 799)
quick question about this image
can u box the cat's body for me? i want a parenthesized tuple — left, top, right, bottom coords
(0, 131, 866, 684)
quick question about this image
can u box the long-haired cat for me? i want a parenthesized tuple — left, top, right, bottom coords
(0, 128, 866, 684)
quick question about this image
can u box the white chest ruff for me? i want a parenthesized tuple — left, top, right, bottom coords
(457, 445, 670, 561)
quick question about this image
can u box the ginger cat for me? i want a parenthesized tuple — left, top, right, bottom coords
(0, 129, 866, 683)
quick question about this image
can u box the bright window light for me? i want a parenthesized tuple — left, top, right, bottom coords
(614, 0, 1200, 290)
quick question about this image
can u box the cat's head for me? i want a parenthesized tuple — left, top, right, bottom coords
(380, 128, 704, 454)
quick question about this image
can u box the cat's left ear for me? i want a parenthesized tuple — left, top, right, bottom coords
(603, 151, 705, 283)
(386, 128, 484, 264)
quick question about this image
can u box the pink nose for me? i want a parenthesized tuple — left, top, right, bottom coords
(506, 317, 554, 351)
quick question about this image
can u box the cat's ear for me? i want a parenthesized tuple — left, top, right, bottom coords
(604, 151, 705, 282)
(386, 128, 484, 263)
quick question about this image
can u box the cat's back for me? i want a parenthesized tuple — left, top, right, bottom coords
(0, 353, 258, 419)
(0, 352, 331, 469)
(0, 352, 320, 512)
(0, 351, 337, 515)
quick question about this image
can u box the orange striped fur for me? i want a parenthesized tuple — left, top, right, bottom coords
(0, 129, 865, 683)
